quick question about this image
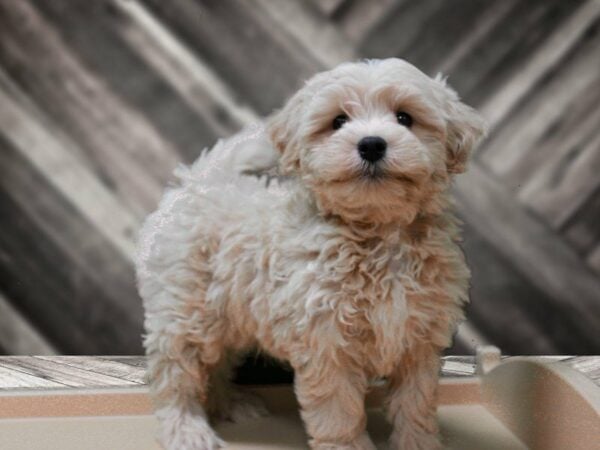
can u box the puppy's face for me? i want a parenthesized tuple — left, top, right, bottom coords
(268, 59, 486, 224)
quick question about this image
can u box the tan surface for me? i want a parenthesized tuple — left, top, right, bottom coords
(0, 405, 526, 450)
(482, 358, 600, 450)
(1, 359, 598, 450)
(0, 380, 480, 419)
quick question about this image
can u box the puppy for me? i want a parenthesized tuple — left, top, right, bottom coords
(136, 58, 486, 450)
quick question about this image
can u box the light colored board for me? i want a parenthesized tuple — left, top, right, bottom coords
(441, 360, 476, 378)
(99, 356, 147, 368)
(0, 357, 139, 389)
(0, 365, 66, 389)
(34, 357, 146, 384)
(563, 356, 600, 385)
(1, 357, 597, 391)
(0, 293, 56, 356)
(454, 164, 600, 348)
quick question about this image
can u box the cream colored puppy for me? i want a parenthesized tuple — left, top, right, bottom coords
(136, 58, 486, 450)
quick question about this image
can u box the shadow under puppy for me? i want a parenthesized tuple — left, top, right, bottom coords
(136, 58, 486, 450)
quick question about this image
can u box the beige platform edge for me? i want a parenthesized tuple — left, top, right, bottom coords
(0, 351, 599, 450)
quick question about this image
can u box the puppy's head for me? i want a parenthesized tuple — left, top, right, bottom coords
(268, 58, 486, 224)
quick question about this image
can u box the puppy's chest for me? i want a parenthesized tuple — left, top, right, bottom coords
(338, 252, 412, 359)
(302, 245, 422, 367)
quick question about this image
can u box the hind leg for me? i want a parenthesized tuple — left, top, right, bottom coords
(143, 271, 229, 450)
(145, 320, 226, 450)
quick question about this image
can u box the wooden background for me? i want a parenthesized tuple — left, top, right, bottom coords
(0, 0, 599, 356)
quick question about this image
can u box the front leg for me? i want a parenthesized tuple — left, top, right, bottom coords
(385, 345, 443, 450)
(292, 354, 376, 450)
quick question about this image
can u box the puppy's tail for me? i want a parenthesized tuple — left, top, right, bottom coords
(175, 123, 279, 187)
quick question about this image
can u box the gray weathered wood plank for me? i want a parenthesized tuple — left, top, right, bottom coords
(454, 164, 600, 350)
(111, 0, 257, 133)
(142, 0, 323, 114)
(480, 13, 600, 183)
(0, 134, 143, 354)
(562, 189, 600, 261)
(0, 357, 139, 388)
(0, 365, 67, 389)
(334, 0, 400, 45)
(1, 357, 598, 391)
(251, 0, 355, 68)
(562, 356, 600, 384)
(0, 70, 139, 261)
(0, 293, 56, 356)
(460, 222, 567, 354)
(587, 243, 600, 274)
(99, 356, 147, 368)
(34, 357, 146, 384)
(0, 0, 179, 217)
(451, 0, 585, 106)
(31, 0, 241, 161)
(519, 116, 600, 228)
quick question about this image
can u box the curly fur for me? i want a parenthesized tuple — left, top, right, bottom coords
(136, 58, 486, 450)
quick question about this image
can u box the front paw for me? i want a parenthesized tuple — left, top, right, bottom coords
(157, 407, 225, 450)
(388, 430, 442, 450)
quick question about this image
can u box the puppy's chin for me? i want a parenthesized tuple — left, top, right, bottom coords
(310, 174, 427, 225)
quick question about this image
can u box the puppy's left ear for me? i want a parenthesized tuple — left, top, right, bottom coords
(435, 75, 488, 174)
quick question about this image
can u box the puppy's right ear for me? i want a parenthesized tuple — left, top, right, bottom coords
(267, 90, 305, 175)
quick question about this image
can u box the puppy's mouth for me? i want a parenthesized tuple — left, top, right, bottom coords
(357, 162, 418, 186)
(325, 162, 419, 187)
(360, 161, 384, 180)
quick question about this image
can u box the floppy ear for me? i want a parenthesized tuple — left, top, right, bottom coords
(267, 89, 306, 175)
(435, 76, 487, 174)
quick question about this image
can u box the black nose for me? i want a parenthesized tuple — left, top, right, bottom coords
(357, 136, 387, 163)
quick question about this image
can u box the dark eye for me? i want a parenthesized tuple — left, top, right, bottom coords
(332, 114, 349, 130)
(396, 111, 413, 128)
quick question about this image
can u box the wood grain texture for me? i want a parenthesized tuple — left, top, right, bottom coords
(0, 357, 138, 388)
(0, 365, 67, 389)
(0, 71, 138, 260)
(454, 165, 600, 351)
(0, 133, 143, 354)
(1, 356, 598, 390)
(142, 0, 323, 114)
(0, 0, 597, 357)
(34, 356, 146, 384)
(456, 0, 588, 107)
(0, 293, 56, 356)
(562, 187, 600, 259)
(0, 0, 179, 216)
(480, 11, 600, 183)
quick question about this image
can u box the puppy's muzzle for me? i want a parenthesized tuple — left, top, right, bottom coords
(358, 136, 387, 163)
